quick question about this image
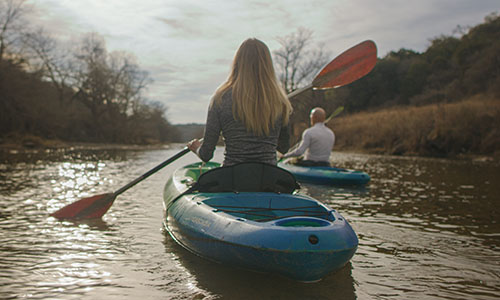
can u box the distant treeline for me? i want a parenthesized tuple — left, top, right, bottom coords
(333, 12, 500, 113)
(0, 1, 179, 145)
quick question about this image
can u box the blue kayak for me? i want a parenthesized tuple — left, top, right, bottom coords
(162, 161, 358, 282)
(278, 162, 370, 186)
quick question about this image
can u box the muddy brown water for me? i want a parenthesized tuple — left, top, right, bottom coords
(0, 145, 498, 299)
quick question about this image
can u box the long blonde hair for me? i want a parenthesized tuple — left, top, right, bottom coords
(211, 38, 292, 136)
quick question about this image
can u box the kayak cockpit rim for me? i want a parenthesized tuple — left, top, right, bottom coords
(166, 161, 340, 225)
(188, 192, 337, 224)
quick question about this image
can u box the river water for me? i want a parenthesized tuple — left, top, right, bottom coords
(0, 145, 498, 299)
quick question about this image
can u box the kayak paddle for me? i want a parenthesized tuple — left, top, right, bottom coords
(287, 40, 377, 98)
(50, 146, 191, 219)
(325, 106, 344, 124)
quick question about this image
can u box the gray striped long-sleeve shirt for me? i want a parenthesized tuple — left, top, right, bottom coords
(198, 90, 290, 166)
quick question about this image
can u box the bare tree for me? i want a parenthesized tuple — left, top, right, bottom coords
(71, 33, 110, 119)
(72, 33, 152, 126)
(108, 51, 151, 115)
(0, 0, 30, 62)
(274, 28, 330, 93)
(23, 29, 75, 104)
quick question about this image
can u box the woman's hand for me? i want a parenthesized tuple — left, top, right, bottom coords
(277, 152, 287, 163)
(187, 139, 201, 153)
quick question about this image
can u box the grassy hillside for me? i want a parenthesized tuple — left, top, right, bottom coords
(330, 96, 500, 157)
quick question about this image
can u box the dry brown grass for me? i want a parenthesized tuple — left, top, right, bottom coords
(329, 96, 500, 156)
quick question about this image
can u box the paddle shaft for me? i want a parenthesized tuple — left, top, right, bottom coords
(287, 84, 313, 99)
(114, 147, 190, 196)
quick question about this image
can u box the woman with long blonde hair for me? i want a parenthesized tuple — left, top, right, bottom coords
(188, 38, 293, 166)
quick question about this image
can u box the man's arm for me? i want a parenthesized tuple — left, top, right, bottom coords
(283, 130, 310, 158)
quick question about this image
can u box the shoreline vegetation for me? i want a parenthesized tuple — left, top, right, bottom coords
(2, 95, 498, 161)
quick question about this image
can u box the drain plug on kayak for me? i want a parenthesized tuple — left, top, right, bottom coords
(308, 235, 319, 245)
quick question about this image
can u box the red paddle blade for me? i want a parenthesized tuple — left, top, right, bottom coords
(312, 40, 377, 89)
(50, 193, 116, 220)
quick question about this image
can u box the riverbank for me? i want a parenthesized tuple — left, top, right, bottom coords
(3, 96, 499, 161)
(330, 96, 500, 159)
(0, 135, 172, 164)
(0, 135, 173, 164)
(0, 133, 169, 152)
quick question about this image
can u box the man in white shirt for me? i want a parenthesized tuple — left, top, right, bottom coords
(281, 107, 335, 166)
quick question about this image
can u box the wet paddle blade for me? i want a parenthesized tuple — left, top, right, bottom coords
(312, 40, 377, 89)
(49, 146, 193, 220)
(50, 193, 116, 220)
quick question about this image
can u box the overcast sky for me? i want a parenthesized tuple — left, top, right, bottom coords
(32, 0, 498, 124)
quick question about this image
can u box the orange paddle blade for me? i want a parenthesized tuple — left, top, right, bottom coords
(312, 40, 377, 89)
(50, 193, 116, 219)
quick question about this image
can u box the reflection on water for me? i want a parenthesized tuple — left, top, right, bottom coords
(0, 147, 498, 299)
(161, 233, 356, 300)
